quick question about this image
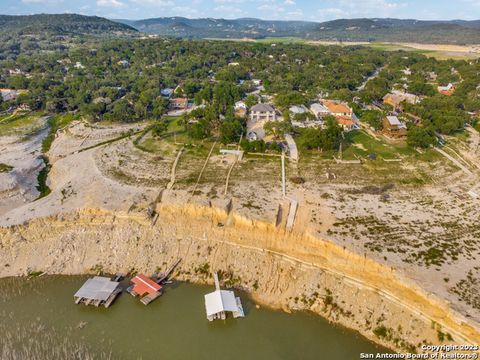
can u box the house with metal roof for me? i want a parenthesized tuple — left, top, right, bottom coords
(204, 273, 244, 321)
(310, 103, 330, 119)
(289, 105, 308, 116)
(383, 115, 407, 138)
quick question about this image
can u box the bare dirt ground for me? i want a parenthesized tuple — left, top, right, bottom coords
(1, 118, 480, 348)
(0, 117, 48, 216)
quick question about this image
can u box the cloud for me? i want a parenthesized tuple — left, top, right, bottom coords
(314, 7, 346, 21)
(214, 5, 245, 16)
(335, 0, 407, 17)
(171, 5, 200, 17)
(97, 0, 126, 8)
(21, 0, 63, 3)
(284, 0, 295, 5)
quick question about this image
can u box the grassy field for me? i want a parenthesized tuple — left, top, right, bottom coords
(0, 113, 45, 136)
(363, 43, 480, 60)
(342, 130, 416, 160)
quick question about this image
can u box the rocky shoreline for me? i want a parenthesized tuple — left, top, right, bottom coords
(1, 204, 479, 352)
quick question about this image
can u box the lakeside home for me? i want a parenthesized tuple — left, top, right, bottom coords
(383, 115, 407, 138)
(383, 90, 420, 110)
(0, 89, 27, 102)
(310, 103, 330, 119)
(234, 100, 247, 117)
(438, 83, 456, 96)
(248, 103, 277, 140)
(321, 99, 359, 131)
(169, 97, 188, 110)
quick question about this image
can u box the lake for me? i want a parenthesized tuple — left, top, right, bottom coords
(0, 276, 387, 359)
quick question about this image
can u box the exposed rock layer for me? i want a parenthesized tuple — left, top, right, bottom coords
(1, 204, 479, 351)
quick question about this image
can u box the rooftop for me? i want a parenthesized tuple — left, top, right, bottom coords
(386, 115, 406, 128)
(204, 289, 239, 317)
(131, 274, 162, 296)
(251, 103, 275, 113)
(74, 276, 120, 301)
(323, 100, 351, 114)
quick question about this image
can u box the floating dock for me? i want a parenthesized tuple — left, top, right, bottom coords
(204, 273, 245, 321)
(127, 259, 182, 306)
(74, 276, 122, 308)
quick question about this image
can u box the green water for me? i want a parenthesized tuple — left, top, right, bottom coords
(0, 276, 386, 359)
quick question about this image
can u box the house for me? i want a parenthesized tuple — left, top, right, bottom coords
(234, 100, 247, 117)
(336, 116, 358, 131)
(320, 100, 360, 131)
(310, 103, 330, 119)
(383, 91, 419, 110)
(161, 88, 174, 97)
(250, 103, 276, 122)
(292, 119, 323, 129)
(252, 79, 262, 86)
(289, 105, 308, 116)
(323, 100, 353, 118)
(0, 89, 25, 102)
(169, 97, 188, 110)
(74, 62, 85, 69)
(204, 273, 244, 321)
(247, 103, 277, 140)
(117, 60, 130, 68)
(438, 83, 456, 96)
(427, 72, 438, 81)
(383, 115, 407, 138)
(74, 276, 122, 308)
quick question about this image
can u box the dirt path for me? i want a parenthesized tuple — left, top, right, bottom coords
(189, 141, 216, 200)
(166, 147, 184, 190)
(434, 147, 473, 175)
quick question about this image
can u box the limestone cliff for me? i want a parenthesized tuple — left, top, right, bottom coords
(0, 204, 479, 351)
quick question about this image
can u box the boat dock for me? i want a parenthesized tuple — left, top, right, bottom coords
(74, 276, 122, 308)
(127, 258, 182, 306)
(204, 273, 245, 321)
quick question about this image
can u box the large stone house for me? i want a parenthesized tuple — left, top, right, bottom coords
(247, 103, 277, 141)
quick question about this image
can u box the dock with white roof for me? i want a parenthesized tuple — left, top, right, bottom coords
(204, 273, 245, 321)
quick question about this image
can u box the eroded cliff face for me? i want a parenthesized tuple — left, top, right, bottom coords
(1, 205, 479, 351)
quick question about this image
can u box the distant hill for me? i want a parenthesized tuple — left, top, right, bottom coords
(116, 17, 480, 44)
(0, 14, 137, 36)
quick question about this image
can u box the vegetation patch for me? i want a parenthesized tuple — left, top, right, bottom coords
(35, 156, 51, 199)
(0, 163, 13, 173)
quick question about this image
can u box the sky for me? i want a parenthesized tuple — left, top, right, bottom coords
(2, 0, 480, 21)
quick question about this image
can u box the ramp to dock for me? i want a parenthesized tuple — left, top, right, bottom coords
(286, 199, 298, 231)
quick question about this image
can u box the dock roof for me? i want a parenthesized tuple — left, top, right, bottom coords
(204, 290, 238, 317)
(131, 274, 162, 296)
(74, 276, 120, 301)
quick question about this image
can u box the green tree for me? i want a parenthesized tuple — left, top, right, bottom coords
(220, 119, 243, 144)
(407, 126, 436, 148)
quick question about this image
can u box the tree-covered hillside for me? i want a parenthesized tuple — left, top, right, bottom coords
(0, 14, 137, 36)
(117, 17, 480, 44)
(0, 14, 138, 60)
